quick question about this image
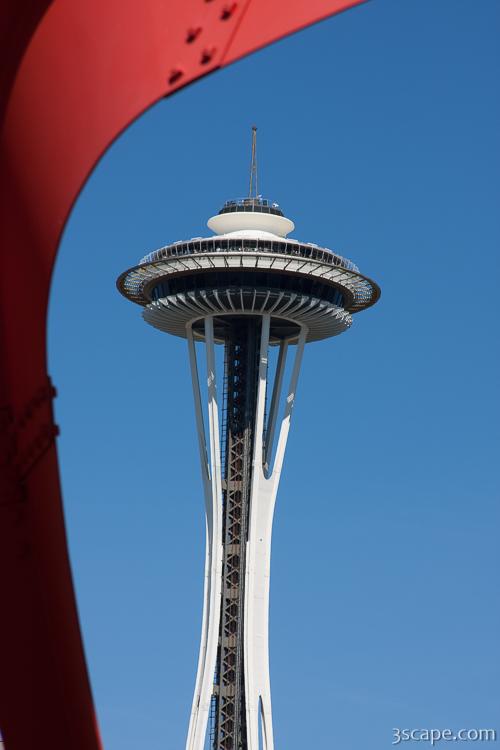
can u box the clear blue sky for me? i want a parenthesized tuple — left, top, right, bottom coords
(48, 1, 500, 748)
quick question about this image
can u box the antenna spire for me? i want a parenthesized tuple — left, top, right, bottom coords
(248, 126, 258, 198)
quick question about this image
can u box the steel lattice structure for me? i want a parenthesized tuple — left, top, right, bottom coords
(216, 320, 257, 749)
(117, 195, 380, 750)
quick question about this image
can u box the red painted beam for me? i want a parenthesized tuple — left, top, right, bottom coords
(0, 1, 365, 747)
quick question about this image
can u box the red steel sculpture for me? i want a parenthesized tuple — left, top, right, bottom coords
(0, 1, 365, 747)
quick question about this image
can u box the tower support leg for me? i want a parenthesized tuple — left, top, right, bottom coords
(186, 318, 223, 750)
(244, 319, 306, 750)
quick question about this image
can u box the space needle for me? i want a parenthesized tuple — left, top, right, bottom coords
(117, 128, 380, 750)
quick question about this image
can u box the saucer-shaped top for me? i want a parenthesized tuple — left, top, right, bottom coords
(208, 197, 294, 237)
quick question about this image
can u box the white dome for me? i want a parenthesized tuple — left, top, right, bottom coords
(207, 211, 294, 238)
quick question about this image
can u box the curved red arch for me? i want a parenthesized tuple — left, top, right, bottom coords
(0, 1, 365, 747)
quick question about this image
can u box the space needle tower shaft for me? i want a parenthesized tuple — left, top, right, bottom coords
(117, 131, 380, 749)
(185, 312, 305, 750)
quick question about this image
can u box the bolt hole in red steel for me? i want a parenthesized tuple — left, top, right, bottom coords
(221, 3, 238, 20)
(200, 47, 216, 65)
(168, 68, 184, 84)
(186, 26, 202, 43)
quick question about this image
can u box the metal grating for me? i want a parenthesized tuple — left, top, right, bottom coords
(210, 319, 261, 750)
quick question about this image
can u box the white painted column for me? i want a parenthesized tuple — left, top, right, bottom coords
(244, 322, 307, 750)
(264, 340, 288, 474)
(185, 319, 224, 750)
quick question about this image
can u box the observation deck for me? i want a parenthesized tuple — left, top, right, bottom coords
(117, 198, 380, 343)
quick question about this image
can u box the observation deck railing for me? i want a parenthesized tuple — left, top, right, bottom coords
(139, 237, 359, 273)
(218, 197, 284, 216)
